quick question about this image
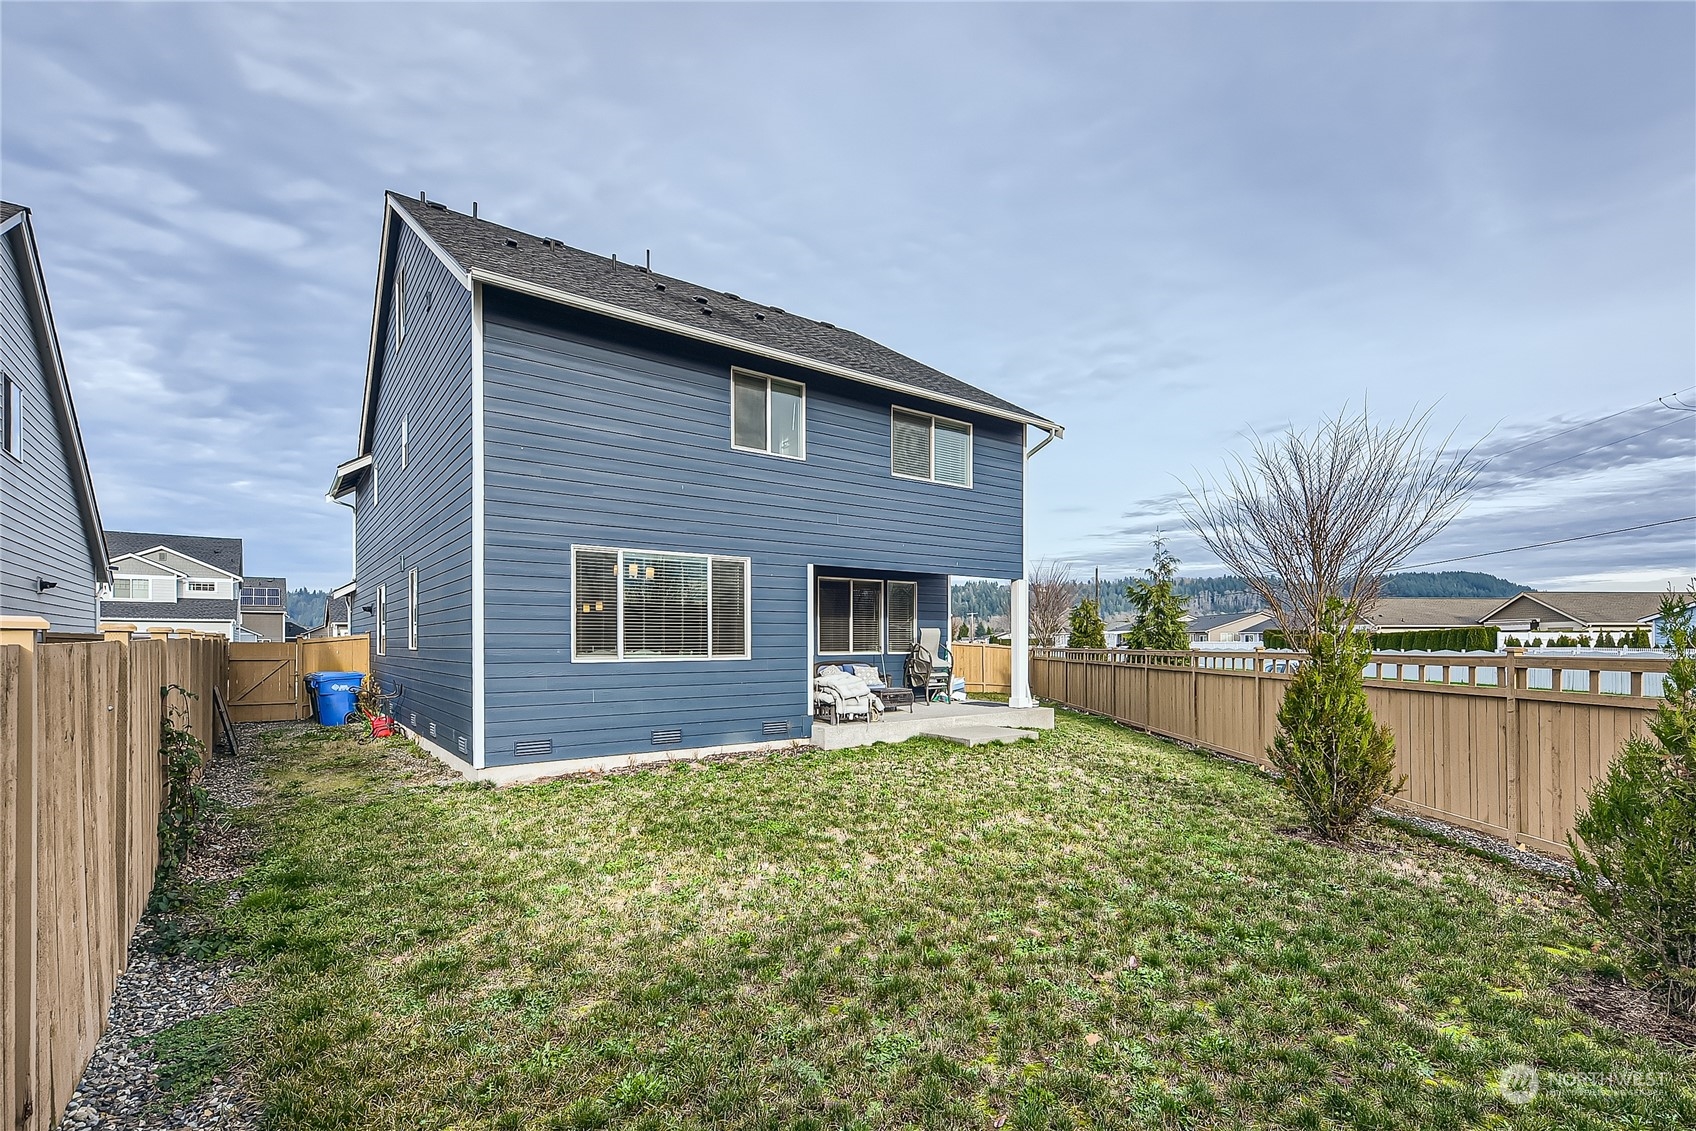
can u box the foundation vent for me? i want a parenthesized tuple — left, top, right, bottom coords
(409, 711, 417, 727)
(762, 720, 791, 737)
(514, 738, 554, 758)
(429, 721, 438, 738)
(458, 735, 468, 755)
(651, 727, 683, 746)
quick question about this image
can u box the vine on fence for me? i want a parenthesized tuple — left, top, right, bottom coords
(157, 683, 207, 885)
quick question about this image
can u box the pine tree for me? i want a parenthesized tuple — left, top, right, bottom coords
(1068, 598, 1106, 648)
(1123, 538, 1191, 651)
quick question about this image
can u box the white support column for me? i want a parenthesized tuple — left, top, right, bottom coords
(1009, 578, 1033, 708)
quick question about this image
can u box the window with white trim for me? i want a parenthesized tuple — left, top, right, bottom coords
(572, 547, 751, 661)
(731, 371, 805, 459)
(393, 266, 406, 347)
(400, 415, 409, 471)
(375, 584, 387, 656)
(407, 568, 419, 650)
(111, 577, 152, 600)
(3, 374, 20, 458)
(187, 581, 217, 594)
(817, 578, 886, 654)
(886, 581, 918, 652)
(891, 408, 972, 487)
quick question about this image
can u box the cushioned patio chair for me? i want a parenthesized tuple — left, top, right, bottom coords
(813, 664, 882, 724)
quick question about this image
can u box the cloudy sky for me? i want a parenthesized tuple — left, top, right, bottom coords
(3, 2, 1692, 592)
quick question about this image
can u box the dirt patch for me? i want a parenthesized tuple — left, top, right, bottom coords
(1563, 976, 1696, 1052)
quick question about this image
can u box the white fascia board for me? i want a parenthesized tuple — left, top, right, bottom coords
(466, 267, 1063, 434)
(114, 546, 241, 580)
(329, 579, 358, 600)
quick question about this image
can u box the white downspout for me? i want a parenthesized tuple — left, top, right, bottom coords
(1010, 424, 1061, 710)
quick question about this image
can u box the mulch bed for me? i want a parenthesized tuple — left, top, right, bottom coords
(1563, 976, 1696, 1052)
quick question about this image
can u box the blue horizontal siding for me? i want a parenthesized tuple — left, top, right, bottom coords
(0, 227, 100, 632)
(480, 289, 1024, 765)
(349, 223, 475, 759)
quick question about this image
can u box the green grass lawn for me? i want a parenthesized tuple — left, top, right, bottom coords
(191, 713, 1692, 1129)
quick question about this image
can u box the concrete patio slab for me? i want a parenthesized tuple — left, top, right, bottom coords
(918, 725, 1039, 747)
(811, 700, 1054, 750)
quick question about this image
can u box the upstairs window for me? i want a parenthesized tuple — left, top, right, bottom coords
(187, 581, 217, 594)
(731, 371, 805, 459)
(393, 266, 406, 348)
(400, 415, 409, 471)
(111, 578, 152, 600)
(892, 408, 972, 488)
(3, 374, 20, 458)
(573, 546, 750, 661)
(241, 586, 282, 607)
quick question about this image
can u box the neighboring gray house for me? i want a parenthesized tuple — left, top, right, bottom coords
(328, 191, 1061, 776)
(100, 531, 248, 638)
(0, 201, 110, 631)
(240, 574, 289, 641)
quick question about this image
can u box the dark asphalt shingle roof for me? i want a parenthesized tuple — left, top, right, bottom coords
(0, 202, 24, 224)
(389, 193, 1052, 426)
(1187, 610, 1272, 632)
(99, 599, 240, 622)
(105, 530, 244, 575)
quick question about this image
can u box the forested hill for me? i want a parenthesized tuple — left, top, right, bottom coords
(950, 571, 1526, 619)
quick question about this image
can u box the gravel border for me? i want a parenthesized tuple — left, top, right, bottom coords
(58, 723, 285, 1129)
(1372, 808, 1578, 881)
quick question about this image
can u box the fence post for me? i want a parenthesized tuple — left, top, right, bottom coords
(1253, 648, 1266, 755)
(1, 617, 47, 1131)
(1504, 648, 1522, 842)
(1189, 650, 1199, 742)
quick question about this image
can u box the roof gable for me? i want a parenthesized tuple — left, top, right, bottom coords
(105, 531, 244, 577)
(356, 192, 1058, 456)
(1, 202, 111, 584)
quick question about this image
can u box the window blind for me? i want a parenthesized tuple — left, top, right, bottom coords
(817, 578, 852, 653)
(933, 420, 971, 486)
(732, 374, 767, 451)
(892, 410, 931, 479)
(574, 550, 618, 657)
(711, 559, 748, 657)
(850, 581, 884, 652)
(623, 552, 710, 658)
(887, 582, 918, 651)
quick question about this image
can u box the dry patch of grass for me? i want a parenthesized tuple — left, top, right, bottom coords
(195, 714, 1694, 1130)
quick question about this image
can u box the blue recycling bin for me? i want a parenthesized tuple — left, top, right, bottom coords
(307, 671, 364, 726)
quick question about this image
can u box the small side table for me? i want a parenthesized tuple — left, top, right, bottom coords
(876, 686, 914, 712)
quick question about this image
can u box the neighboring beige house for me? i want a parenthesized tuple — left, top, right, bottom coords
(1481, 591, 1667, 645)
(239, 574, 289, 642)
(1355, 591, 1669, 645)
(1186, 610, 1276, 644)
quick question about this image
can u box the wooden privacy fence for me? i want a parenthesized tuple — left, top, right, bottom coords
(949, 642, 1012, 694)
(226, 635, 370, 722)
(1033, 647, 1671, 859)
(2, 621, 225, 1131)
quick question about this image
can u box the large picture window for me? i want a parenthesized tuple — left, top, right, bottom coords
(573, 547, 751, 661)
(731, 370, 805, 459)
(891, 408, 972, 488)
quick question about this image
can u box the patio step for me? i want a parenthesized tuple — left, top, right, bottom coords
(918, 724, 1039, 747)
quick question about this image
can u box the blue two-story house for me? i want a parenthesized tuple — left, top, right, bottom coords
(329, 192, 1061, 777)
(0, 202, 110, 633)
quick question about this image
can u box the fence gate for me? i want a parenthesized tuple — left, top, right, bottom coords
(226, 642, 302, 722)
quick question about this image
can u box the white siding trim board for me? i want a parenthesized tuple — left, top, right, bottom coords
(472, 280, 487, 769)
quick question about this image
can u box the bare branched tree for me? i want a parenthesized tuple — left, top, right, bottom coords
(1182, 406, 1482, 646)
(1026, 559, 1079, 646)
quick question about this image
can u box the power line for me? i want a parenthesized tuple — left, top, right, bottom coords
(1485, 386, 1694, 462)
(1511, 413, 1694, 479)
(1404, 516, 1696, 569)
